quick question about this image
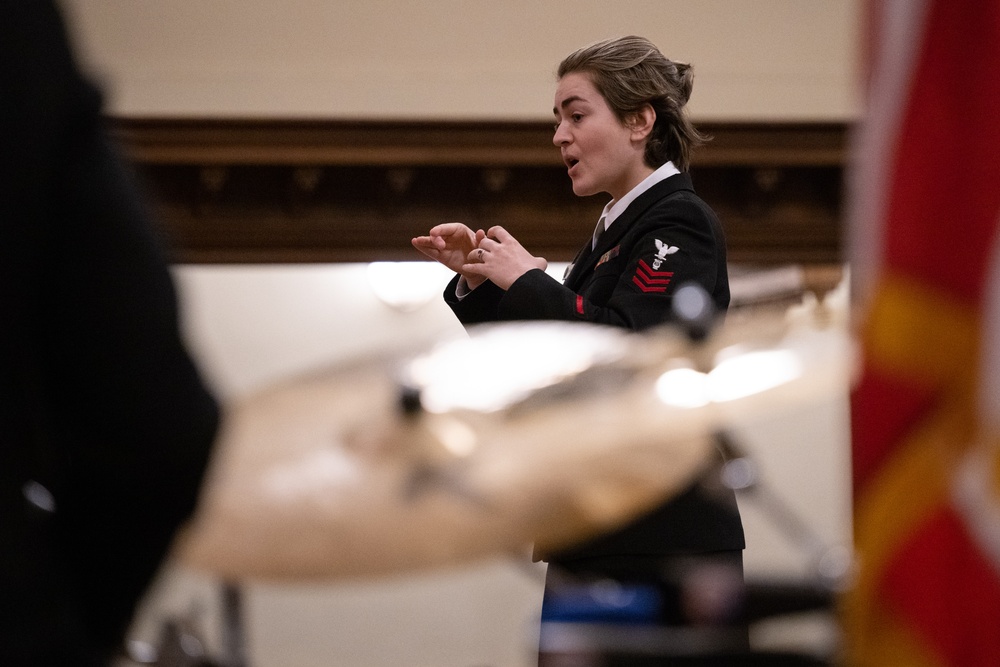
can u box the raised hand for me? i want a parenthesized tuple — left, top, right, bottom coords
(462, 225, 548, 290)
(410, 222, 475, 268)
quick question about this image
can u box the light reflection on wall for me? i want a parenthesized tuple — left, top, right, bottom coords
(366, 261, 570, 312)
(366, 261, 454, 312)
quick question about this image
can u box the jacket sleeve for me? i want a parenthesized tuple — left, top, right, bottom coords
(442, 273, 508, 325)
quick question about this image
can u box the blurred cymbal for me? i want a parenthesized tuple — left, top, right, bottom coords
(175, 314, 853, 582)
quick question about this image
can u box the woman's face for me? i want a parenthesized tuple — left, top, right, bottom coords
(552, 71, 651, 202)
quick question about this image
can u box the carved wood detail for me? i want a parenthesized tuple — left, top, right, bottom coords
(110, 118, 848, 265)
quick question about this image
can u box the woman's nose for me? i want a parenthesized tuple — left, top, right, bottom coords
(552, 122, 569, 146)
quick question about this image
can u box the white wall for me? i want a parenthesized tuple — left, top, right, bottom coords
(61, 0, 861, 121)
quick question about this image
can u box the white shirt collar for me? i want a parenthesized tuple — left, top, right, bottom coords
(597, 161, 680, 234)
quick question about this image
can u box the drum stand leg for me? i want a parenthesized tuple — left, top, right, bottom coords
(715, 431, 853, 587)
(220, 583, 248, 667)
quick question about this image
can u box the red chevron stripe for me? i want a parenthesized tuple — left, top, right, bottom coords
(638, 259, 674, 277)
(635, 265, 672, 285)
(632, 276, 667, 292)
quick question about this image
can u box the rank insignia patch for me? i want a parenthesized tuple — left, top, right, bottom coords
(633, 259, 673, 293)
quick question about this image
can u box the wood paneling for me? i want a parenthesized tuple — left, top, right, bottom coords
(110, 118, 848, 265)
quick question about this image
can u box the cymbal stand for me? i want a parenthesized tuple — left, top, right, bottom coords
(218, 583, 248, 667)
(671, 281, 853, 589)
(715, 431, 854, 591)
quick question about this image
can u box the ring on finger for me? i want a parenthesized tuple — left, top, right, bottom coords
(478, 248, 485, 261)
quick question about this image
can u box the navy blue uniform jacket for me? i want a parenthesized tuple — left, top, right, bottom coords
(444, 172, 745, 560)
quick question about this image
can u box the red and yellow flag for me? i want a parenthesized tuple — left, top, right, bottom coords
(845, 1, 1000, 665)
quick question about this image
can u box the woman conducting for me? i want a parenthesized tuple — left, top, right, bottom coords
(412, 35, 746, 645)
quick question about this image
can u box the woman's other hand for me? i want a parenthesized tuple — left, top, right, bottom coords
(412, 223, 490, 289)
(463, 225, 548, 290)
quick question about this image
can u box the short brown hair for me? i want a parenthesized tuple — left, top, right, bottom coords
(557, 35, 708, 171)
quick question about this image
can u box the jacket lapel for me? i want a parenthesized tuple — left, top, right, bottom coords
(563, 173, 694, 289)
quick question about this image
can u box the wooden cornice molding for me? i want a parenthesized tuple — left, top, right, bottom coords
(108, 117, 850, 265)
(112, 117, 848, 167)
(113, 118, 563, 167)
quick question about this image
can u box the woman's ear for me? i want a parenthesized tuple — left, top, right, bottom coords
(627, 104, 656, 141)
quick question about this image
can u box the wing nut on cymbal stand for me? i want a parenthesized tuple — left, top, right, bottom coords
(395, 382, 492, 509)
